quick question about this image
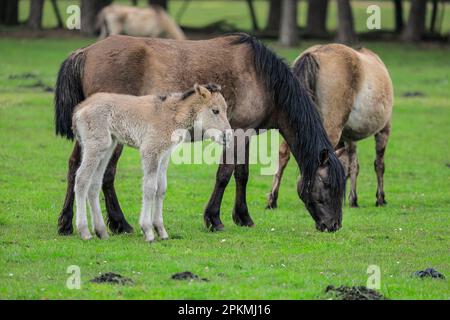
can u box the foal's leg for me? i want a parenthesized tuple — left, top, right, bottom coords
(346, 142, 360, 207)
(232, 138, 254, 227)
(75, 149, 103, 240)
(88, 142, 117, 240)
(102, 144, 134, 234)
(140, 151, 160, 242)
(374, 122, 391, 206)
(58, 142, 81, 235)
(152, 152, 171, 240)
(204, 149, 235, 231)
(266, 140, 291, 209)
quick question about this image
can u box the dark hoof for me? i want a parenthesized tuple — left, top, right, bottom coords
(204, 215, 224, 232)
(107, 219, 133, 234)
(349, 200, 359, 208)
(232, 211, 255, 227)
(375, 199, 387, 207)
(57, 215, 74, 235)
(265, 201, 277, 210)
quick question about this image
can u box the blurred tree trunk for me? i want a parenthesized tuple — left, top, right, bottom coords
(27, 0, 45, 30)
(265, 0, 281, 35)
(246, 0, 259, 31)
(81, 0, 112, 36)
(393, 0, 404, 33)
(306, 0, 328, 37)
(131, 0, 138, 5)
(50, 0, 63, 28)
(279, 0, 298, 47)
(148, 0, 168, 10)
(402, 0, 426, 42)
(0, 0, 19, 25)
(336, 0, 356, 44)
(429, 0, 438, 33)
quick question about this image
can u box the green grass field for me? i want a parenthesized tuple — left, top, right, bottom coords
(0, 2, 449, 300)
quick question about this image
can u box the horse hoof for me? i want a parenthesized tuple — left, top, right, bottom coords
(81, 233, 93, 241)
(375, 200, 387, 207)
(265, 202, 277, 210)
(95, 230, 109, 240)
(232, 214, 254, 227)
(209, 223, 224, 232)
(58, 224, 73, 236)
(349, 202, 359, 208)
(107, 219, 134, 234)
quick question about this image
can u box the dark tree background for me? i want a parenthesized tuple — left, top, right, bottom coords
(402, 0, 427, 42)
(0, 0, 19, 25)
(80, 0, 112, 36)
(27, 0, 45, 30)
(306, 0, 328, 37)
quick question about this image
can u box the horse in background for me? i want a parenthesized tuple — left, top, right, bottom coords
(97, 4, 186, 40)
(267, 44, 393, 210)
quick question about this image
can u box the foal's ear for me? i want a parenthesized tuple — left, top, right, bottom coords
(194, 83, 212, 100)
(319, 149, 329, 166)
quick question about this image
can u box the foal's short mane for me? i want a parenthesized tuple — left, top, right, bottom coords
(230, 33, 345, 206)
(180, 83, 221, 100)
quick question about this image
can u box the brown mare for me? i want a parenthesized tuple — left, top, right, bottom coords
(266, 44, 393, 209)
(55, 34, 345, 235)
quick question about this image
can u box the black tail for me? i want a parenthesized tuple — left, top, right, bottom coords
(231, 34, 345, 207)
(54, 51, 86, 140)
(292, 53, 319, 101)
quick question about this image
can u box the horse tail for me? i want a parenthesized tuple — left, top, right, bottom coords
(292, 53, 319, 103)
(154, 5, 186, 40)
(54, 50, 86, 140)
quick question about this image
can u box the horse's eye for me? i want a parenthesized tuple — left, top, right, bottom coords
(212, 109, 219, 115)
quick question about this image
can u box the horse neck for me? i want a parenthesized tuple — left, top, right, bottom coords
(159, 11, 186, 40)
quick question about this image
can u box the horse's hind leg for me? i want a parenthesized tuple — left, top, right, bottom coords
(58, 142, 81, 235)
(374, 122, 391, 206)
(152, 151, 170, 240)
(102, 144, 134, 234)
(75, 149, 103, 240)
(346, 142, 360, 207)
(88, 142, 117, 240)
(266, 140, 291, 209)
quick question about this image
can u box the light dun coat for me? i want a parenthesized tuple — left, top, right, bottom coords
(97, 4, 186, 40)
(267, 44, 393, 209)
(73, 84, 230, 241)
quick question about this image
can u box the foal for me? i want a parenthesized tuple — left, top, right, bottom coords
(73, 84, 231, 242)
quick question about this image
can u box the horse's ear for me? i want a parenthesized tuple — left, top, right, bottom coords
(194, 83, 212, 99)
(319, 149, 329, 166)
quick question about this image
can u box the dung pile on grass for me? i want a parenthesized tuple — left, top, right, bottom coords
(171, 271, 209, 282)
(90, 272, 134, 285)
(325, 285, 387, 300)
(412, 268, 445, 279)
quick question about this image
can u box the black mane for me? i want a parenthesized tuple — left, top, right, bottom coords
(231, 33, 345, 207)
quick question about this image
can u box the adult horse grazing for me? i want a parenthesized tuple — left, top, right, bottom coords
(97, 4, 186, 40)
(266, 44, 393, 209)
(73, 84, 230, 241)
(55, 34, 345, 235)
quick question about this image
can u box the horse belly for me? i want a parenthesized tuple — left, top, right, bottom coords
(343, 82, 391, 141)
(124, 16, 160, 37)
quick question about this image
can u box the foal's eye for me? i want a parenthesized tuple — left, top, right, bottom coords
(212, 109, 219, 115)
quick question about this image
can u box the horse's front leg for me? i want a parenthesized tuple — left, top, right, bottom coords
(232, 138, 254, 227)
(102, 144, 133, 234)
(204, 148, 235, 231)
